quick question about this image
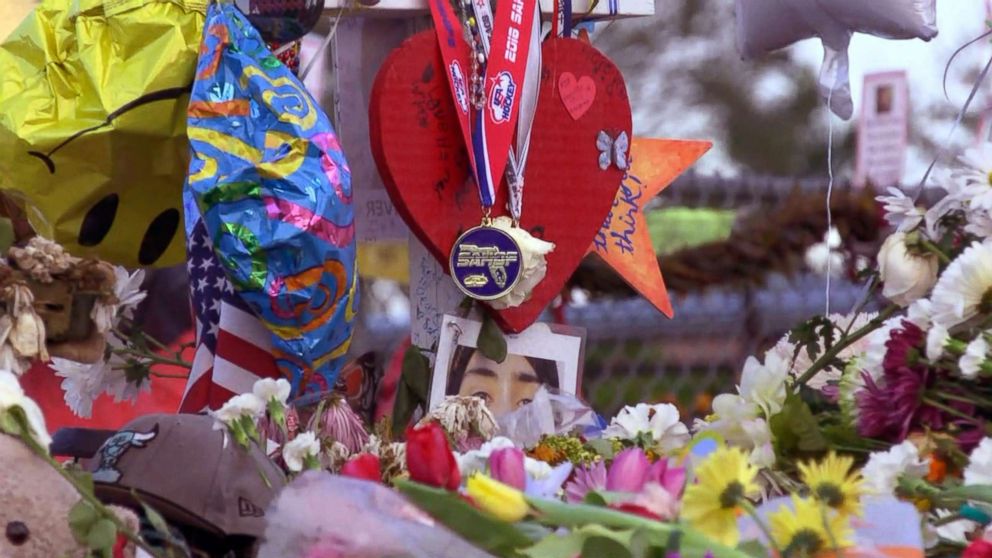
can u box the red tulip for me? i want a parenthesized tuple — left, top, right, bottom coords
(965, 540, 992, 558)
(406, 422, 461, 490)
(489, 447, 526, 490)
(340, 453, 382, 482)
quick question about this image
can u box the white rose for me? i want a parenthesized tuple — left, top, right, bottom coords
(488, 217, 555, 310)
(0, 370, 51, 448)
(878, 233, 939, 307)
(282, 432, 320, 472)
(253, 378, 291, 405)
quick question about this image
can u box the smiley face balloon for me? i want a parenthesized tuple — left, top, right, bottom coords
(0, 0, 207, 267)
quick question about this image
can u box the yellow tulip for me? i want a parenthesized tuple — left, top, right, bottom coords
(466, 474, 530, 522)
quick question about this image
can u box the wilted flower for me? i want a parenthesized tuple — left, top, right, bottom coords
(420, 395, 498, 445)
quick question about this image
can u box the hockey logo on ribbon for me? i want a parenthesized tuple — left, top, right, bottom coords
(449, 61, 470, 115)
(488, 71, 517, 124)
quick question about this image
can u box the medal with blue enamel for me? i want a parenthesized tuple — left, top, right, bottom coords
(450, 223, 522, 300)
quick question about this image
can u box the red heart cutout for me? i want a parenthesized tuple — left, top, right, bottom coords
(370, 32, 630, 333)
(558, 72, 596, 120)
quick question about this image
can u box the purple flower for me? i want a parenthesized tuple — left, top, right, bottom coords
(565, 461, 607, 503)
(648, 458, 686, 497)
(318, 398, 369, 453)
(490, 448, 526, 490)
(607, 448, 651, 492)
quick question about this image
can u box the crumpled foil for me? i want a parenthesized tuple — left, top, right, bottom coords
(185, 3, 357, 395)
(0, 0, 207, 267)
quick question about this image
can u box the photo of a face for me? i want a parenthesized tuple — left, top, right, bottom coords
(446, 345, 561, 416)
(875, 85, 894, 115)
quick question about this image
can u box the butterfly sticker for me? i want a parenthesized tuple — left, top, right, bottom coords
(596, 130, 629, 171)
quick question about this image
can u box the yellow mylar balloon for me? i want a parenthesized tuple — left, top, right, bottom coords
(0, 0, 207, 267)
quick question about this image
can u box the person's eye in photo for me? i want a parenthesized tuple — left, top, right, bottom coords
(446, 345, 560, 417)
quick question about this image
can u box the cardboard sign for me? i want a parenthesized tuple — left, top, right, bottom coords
(588, 137, 711, 318)
(854, 71, 909, 189)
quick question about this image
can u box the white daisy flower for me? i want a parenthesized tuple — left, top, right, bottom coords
(877, 187, 925, 232)
(926, 323, 949, 361)
(932, 240, 992, 329)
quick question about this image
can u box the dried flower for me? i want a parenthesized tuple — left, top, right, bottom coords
(8, 237, 76, 283)
(419, 396, 498, 443)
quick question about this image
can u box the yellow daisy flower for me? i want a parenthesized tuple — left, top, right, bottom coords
(681, 447, 759, 547)
(798, 453, 864, 517)
(769, 495, 854, 557)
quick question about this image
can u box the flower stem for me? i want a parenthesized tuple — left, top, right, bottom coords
(740, 501, 780, 557)
(919, 239, 952, 265)
(20, 433, 167, 558)
(794, 305, 899, 388)
(921, 397, 985, 426)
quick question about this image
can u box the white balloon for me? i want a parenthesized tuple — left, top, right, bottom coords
(735, 0, 938, 119)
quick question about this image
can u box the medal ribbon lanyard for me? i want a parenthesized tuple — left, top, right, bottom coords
(471, 0, 542, 223)
(429, 0, 540, 216)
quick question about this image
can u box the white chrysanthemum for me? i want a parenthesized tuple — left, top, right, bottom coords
(282, 432, 320, 472)
(253, 378, 291, 405)
(926, 324, 949, 361)
(51, 357, 114, 419)
(739, 352, 789, 418)
(91, 267, 147, 333)
(604, 403, 690, 453)
(965, 438, 992, 486)
(932, 240, 992, 329)
(908, 299, 933, 330)
(955, 145, 992, 211)
(862, 440, 929, 495)
(878, 187, 925, 233)
(960, 336, 989, 379)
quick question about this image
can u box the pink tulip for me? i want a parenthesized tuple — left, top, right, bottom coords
(606, 448, 650, 493)
(648, 458, 687, 497)
(489, 447, 526, 490)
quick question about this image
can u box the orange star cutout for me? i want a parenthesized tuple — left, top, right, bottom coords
(588, 137, 712, 318)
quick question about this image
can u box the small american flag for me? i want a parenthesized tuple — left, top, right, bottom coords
(179, 219, 280, 412)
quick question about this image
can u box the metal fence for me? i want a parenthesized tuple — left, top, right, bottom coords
(355, 172, 880, 419)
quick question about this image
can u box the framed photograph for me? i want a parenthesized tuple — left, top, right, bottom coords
(429, 315, 586, 416)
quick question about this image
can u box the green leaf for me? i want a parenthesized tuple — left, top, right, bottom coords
(395, 480, 532, 557)
(586, 438, 616, 460)
(68, 500, 99, 544)
(0, 218, 14, 254)
(477, 314, 508, 363)
(86, 518, 117, 551)
(138, 498, 171, 538)
(769, 394, 827, 455)
(583, 491, 608, 507)
(393, 346, 431, 433)
(737, 540, 771, 558)
(582, 535, 632, 558)
(0, 409, 23, 437)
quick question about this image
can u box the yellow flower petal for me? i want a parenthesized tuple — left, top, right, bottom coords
(466, 474, 530, 522)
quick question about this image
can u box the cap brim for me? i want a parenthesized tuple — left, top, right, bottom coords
(94, 483, 227, 538)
